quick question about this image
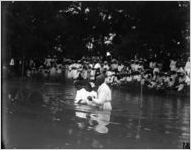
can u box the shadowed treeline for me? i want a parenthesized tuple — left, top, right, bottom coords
(1, 1, 189, 63)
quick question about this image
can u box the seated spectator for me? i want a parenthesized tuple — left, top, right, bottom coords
(133, 74, 141, 82)
(168, 78, 175, 88)
(126, 75, 133, 82)
(153, 64, 160, 76)
(72, 68, 80, 80)
(148, 80, 157, 88)
(111, 60, 118, 71)
(105, 69, 115, 84)
(177, 64, 185, 74)
(81, 66, 88, 79)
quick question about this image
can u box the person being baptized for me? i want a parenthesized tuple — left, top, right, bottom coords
(74, 82, 97, 106)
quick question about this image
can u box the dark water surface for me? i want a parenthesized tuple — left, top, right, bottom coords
(2, 80, 190, 148)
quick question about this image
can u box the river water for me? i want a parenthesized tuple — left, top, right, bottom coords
(2, 79, 190, 148)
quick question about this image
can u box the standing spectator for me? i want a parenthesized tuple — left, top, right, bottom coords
(44, 55, 52, 67)
(149, 60, 156, 70)
(90, 68, 96, 81)
(94, 62, 101, 70)
(103, 61, 110, 71)
(111, 60, 118, 71)
(153, 64, 160, 76)
(50, 65, 57, 77)
(118, 62, 124, 72)
(9, 58, 15, 76)
(185, 57, 190, 76)
(106, 51, 112, 62)
(170, 59, 177, 71)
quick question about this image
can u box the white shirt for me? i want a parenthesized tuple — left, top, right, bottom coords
(118, 65, 124, 72)
(103, 64, 110, 70)
(86, 91, 98, 106)
(111, 63, 118, 70)
(93, 83, 112, 110)
(106, 70, 115, 77)
(10, 58, 15, 66)
(134, 64, 140, 71)
(44, 58, 51, 67)
(90, 70, 95, 80)
(170, 60, 177, 71)
(131, 63, 136, 71)
(149, 62, 156, 69)
(57, 68, 62, 74)
(94, 63, 101, 69)
(126, 76, 133, 82)
(185, 61, 190, 74)
(134, 75, 141, 81)
(72, 70, 80, 79)
(153, 67, 160, 73)
(106, 52, 111, 56)
(50, 67, 56, 76)
(89, 64, 93, 68)
(185, 75, 190, 85)
(177, 67, 185, 73)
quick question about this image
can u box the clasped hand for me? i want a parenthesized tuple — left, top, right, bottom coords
(87, 96, 93, 101)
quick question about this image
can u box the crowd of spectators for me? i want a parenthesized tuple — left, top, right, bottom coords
(65, 55, 190, 93)
(5, 55, 65, 81)
(5, 52, 190, 93)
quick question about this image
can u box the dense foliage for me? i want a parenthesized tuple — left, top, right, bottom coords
(2, 1, 190, 60)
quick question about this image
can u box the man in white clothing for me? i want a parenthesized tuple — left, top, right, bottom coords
(9, 58, 15, 75)
(94, 62, 101, 70)
(88, 75, 112, 110)
(185, 57, 190, 76)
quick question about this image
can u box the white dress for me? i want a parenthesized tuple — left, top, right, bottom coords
(75, 88, 89, 104)
(75, 89, 98, 106)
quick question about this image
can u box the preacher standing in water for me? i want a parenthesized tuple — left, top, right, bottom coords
(88, 74, 112, 110)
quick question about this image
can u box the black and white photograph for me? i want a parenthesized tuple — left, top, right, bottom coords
(1, 1, 190, 149)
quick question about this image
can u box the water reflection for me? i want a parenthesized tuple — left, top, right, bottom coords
(75, 109, 111, 134)
(3, 80, 190, 148)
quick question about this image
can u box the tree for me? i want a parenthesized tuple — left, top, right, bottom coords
(2, 1, 189, 61)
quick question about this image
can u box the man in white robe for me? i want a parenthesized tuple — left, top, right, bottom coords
(89, 75, 112, 110)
